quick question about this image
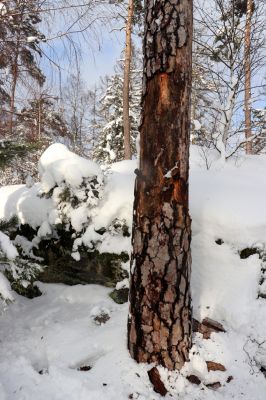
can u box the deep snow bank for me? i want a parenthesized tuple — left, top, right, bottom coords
(1, 145, 266, 330)
(1, 145, 266, 400)
(189, 147, 266, 329)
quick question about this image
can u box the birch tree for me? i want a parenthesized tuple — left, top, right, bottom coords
(244, 0, 253, 154)
(194, 0, 265, 159)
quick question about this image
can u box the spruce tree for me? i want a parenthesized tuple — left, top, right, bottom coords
(252, 107, 266, 153)
(94, 53, 142, 164)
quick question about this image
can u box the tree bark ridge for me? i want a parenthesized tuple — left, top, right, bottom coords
(128, 0, 193, 371)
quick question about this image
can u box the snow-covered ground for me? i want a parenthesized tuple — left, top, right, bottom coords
(0, 145, 266, 399)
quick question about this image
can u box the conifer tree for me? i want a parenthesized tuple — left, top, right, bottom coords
(252, 107, 266, 153)
(94, 54, 142, 164)
(0, 0, 45, 136)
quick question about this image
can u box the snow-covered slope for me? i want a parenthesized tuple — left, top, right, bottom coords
(0, 145, 266, 399)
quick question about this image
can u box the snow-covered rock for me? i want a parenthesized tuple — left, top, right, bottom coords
(39, 143, 102, 193)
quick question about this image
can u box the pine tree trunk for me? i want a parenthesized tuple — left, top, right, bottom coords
(244, 0, 252, 154)
(128, 0, 193, 371)
(123, 0, 134, 160)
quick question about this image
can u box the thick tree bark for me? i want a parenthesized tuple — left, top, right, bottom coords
(244, 0, 252, 154)
(128, 0, 193, 371)
(123, 0, 134, 160)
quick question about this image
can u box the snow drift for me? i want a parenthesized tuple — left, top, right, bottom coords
(0, 144, 266, 399)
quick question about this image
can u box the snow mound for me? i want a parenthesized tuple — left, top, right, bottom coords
(189, 147, 266, 329)
(95, 160, 136, 229)
(0, 231, 18, 260)
(0, 272, 14, 302)
(39, 143, 102, 193)
(84, 160, 136, 254)
(190, 147, 266, 243)
(0, 146, 136, 257)
(0, 184, 53, 229)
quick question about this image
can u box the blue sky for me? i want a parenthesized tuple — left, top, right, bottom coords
(39, 3, 128, 92)
(39, 2, 264, 112)
(40, 31, 125, 91)
(80, 31, 125, 87)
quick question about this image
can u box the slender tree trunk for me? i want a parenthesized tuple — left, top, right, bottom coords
(191, 89, 196, 144)
(244, 0, 252, 154)
(216, 69, 237, 161)
(38, 99, 42, 140)
(128, 0, 193, 371)
(9, 40, 19, 137)
(92, 85, 97, 147)
(123, 0, 134, 160)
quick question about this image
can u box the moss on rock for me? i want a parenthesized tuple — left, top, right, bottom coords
(4, 223, 129, 291)
(34, 235, 129, 287)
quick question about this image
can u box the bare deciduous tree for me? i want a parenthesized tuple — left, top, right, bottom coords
(194, 0, 266, 159)
(244, 0, 253, 154)
(62, 67, 92, 153)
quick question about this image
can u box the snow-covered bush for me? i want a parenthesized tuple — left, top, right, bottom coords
(36, 144, 104, 257)
(0, 272, 14, 312)
(0, 231, 16, 309)
(3, 259, 43, 298)
(0, 228, 42, 301)
(0, 144, 135, 291)
(0, 230, 18, 260)
(3, 144, 133, 263)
